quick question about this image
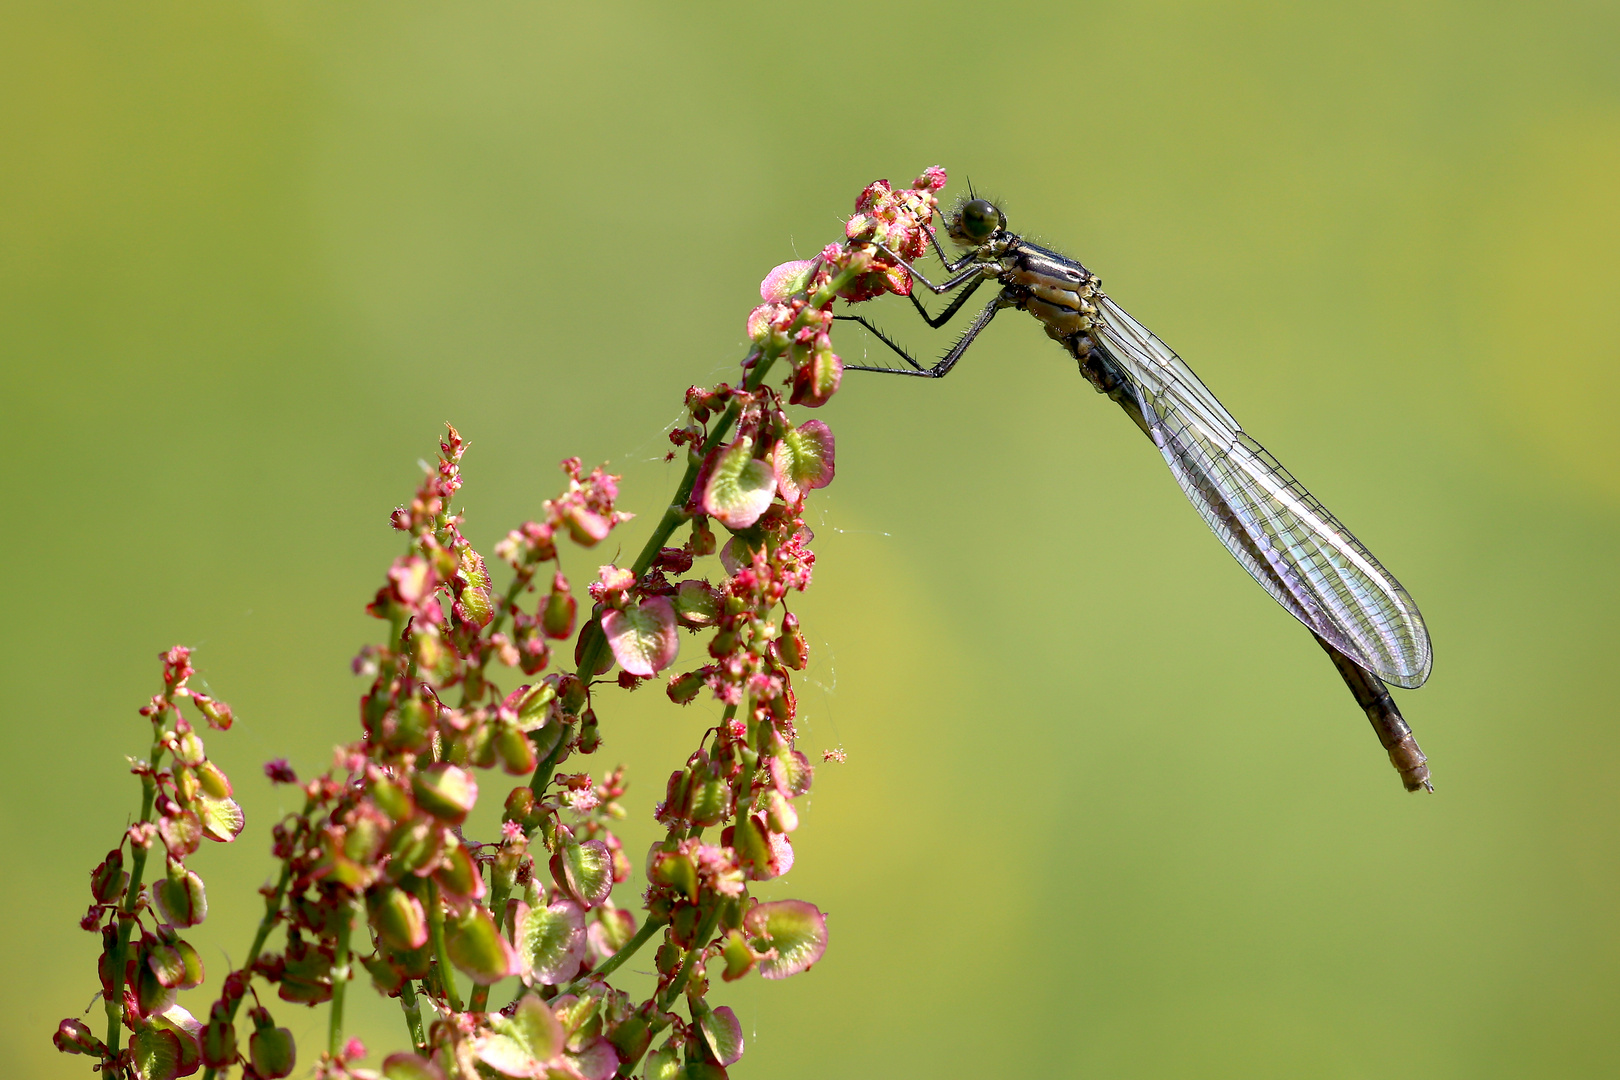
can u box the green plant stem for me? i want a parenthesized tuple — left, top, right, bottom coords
(328, 902, 355, 1057)
(245, 862, 297, 966)
(657, 904, 722, 1012)
(567, 427, 722, 685)
(527, 719, 577, 797)
(468, 871, 513, 1013)
(199, 805, 305, 1080)
(399, 978, 427, 1052)
(103, 727, 168, 1056)
(569, 915, 663, 994)
(488, 571, 533, 644)
(425, 880, 463, 1013)
(465, 968, 488, 1013)
(560, 260, 861, 1080)
(567, 259, 863, 696)
(613, 904, 725, 1078)
(682, 702, 738, 842)
(460, 571, 535, 711)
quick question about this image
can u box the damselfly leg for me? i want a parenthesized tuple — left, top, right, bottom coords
(914, 222, 988, 277)
(837, 278, 1002, 378)
(906, 273, 990, 329)
(837, 239, 1006, 378)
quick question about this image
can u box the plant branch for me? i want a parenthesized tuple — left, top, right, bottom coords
(425, 880, 462, 1013)
(103, 727, 168, 1055)
(613, 904, 725, 1078)
(568, 260, 863, 695)
(399, 978, 427, 1052)
(659, 904, 723, 1013)
(199, 805, 305, 1080)
(572, 915, 662, 993)
(468, 859, 515, 1013)
(328, 901, 355, 1057)
(527, 720, 577, 797)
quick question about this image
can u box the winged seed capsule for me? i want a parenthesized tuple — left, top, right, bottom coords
(839, 192, 1434, 792)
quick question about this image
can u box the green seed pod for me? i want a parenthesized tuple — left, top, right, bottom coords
(248, 1008, 296, 1079)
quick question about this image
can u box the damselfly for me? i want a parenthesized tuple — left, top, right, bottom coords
(840, 196, 1435, 791)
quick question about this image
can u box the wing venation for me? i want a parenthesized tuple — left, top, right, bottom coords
(1092, 293, 1432, 688)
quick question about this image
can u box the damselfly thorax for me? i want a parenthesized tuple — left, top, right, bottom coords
(988, 240, 1152, 423)
(838, 195, 1435, 792)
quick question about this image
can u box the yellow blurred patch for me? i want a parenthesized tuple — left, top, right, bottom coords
(1468, 116, 1620, 501)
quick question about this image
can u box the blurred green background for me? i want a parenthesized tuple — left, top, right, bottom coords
(6, 1, 1618, 1076)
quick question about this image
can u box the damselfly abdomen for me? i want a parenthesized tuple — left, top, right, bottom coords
(840, 196, 1434, 791)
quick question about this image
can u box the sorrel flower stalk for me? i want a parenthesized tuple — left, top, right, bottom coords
(54, 647, 244, 1080)
(57, 165, 947, 1080)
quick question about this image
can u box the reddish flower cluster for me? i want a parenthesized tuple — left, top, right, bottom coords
(743, 166, 947, 406)
(230, 432, 648, 1078)
(60, 647, 244, 1078)
(838, 165, 949, 301)
(59, 166, 947, 1080)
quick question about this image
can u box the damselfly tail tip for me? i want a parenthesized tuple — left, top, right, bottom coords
(1400, 770, 1435, 794)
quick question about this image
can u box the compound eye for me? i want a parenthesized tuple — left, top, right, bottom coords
(958, 198, 1003, 243)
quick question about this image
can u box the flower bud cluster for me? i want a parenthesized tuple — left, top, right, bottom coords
(60, 167, 946, 1080)
(62, 646, 245, 1078)
(840, 166, 949, 300)
(742, 166, 946, 407)
(234, 433, 643, 1026)
(571, 171, 947, 1072)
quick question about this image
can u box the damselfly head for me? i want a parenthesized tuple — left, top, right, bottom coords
(947, 196, 1007, 248)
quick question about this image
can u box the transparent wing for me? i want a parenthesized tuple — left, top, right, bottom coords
(1092, 292, 1432, 688)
